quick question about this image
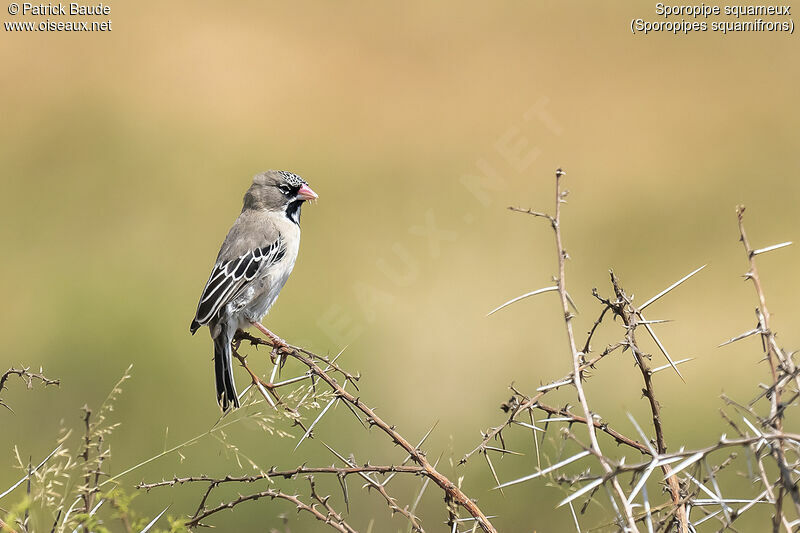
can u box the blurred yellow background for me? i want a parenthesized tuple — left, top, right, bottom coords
(2, 2, 799, 531)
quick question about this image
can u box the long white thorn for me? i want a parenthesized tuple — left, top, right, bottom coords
(651, 358, 694, 374)
(643, 321, 685, 382)
(640, 265, 707, 311)
(752, 241, 792, 256)
(138, 504, 171, 533)
(558, 478, 605, 507)
(0, 443, 63, 501)
(487, 286, 558, 316)
(496, 450, 590, 489)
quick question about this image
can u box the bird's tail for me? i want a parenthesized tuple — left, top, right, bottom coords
(213, 325, 240, 411)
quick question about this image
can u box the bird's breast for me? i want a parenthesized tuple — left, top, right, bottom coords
(239, 227, 300, 325)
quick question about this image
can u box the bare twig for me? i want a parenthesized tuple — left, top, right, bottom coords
(185, 485, 355, 531)
(734, 206, 800, 521)
(506, 169, 641, 530)
(0, 367, 59, 411)
(137, 464, 427, 491)
(229, 331, 497, 532)
(532, 403, 651, 456)
(605, 272, 688, 532)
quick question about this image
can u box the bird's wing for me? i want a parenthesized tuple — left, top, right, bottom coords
(191, 231, 286, 332)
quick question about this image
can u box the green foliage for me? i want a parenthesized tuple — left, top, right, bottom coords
(68, 487, 190, 533)
(1, 497, 31, 532)
(2, 356, 330, 532)
(1, 365, 190, 533)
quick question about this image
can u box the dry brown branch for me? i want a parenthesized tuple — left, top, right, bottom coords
(130, 183, 800, 532)
(230, 343, 306, 425)
(603, 271, 688, 532)
(462, 171, 800, 532)
(185, 481, 356, 531)
(141, 330, 495, 532)
(137, 464, 427, 490)
(546, 169, 639, 532)
(539, 432, 800, 488)
(0, 367, 59, 411)
(489, 170, 642, 530)
(239, 332, 497, 532)
(532, 402, 651, 456)
(737, 206, 783, 424)
(308, 477, 357, 533)
(461, 340, 626, 465)
(316, 442, 426, 532)
(734, 206, 800, 524)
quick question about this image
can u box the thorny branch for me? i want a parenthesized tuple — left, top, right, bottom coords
(547, 169, 640, 532)
(734, 206, 800, 523)
(241, 332, 497, 532)
(462, 334, 626, 465)
(464, 173, 800, 532)
(603, 272, 687, 531)
(487, 169, 642, 530)
(532, 402, 651, 456)
(0, 367, 59, 411)
(137, 464, 427, 490)
(185, 480, 357, 532)
(133, 180, 799, 532)
(8, 171, 800, 533)
(142, 330, 495, 533)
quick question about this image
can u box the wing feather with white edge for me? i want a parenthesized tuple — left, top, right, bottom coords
(190, 237, 286, 333)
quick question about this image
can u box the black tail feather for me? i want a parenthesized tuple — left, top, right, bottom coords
(213, 327, 239, 411)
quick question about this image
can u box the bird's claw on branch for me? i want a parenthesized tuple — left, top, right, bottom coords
(269, 340, 292, 367)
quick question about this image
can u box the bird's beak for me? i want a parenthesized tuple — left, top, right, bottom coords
(297, 184, 319, 201)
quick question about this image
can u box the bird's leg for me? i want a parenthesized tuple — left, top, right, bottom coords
(250, 321, 290, 362)
(230, 337, 245, 365)
(250, 321, 287, 347)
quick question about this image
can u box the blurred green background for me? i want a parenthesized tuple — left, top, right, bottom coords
(2, 2, 799, 531)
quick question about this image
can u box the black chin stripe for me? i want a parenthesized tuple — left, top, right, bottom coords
(286, 200, 303, 225)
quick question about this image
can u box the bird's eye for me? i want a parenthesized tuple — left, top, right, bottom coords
(278, 185, 291, 195)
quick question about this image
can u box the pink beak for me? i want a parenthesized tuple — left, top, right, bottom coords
(297, 184, 318, 201)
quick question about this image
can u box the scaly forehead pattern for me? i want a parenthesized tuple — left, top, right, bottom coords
(277, 170, 305, 187)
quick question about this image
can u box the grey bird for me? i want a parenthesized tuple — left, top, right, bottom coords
(190, 170, 318, 410)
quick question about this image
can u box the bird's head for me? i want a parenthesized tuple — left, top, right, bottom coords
(243, 170, 318, 224)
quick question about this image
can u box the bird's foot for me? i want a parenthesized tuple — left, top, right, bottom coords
(250, 321, 291, 361)
(270, 341, 292, 371)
